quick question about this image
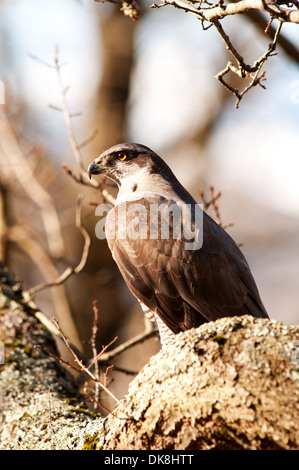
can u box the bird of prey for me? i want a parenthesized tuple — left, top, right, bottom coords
(88, 143, 269, 347)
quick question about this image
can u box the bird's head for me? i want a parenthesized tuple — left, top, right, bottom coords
(88, 143, 174, 187)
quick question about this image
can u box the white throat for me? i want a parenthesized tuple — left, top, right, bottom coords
(115, 166, 150, 204)
(115, 169, 183, 206)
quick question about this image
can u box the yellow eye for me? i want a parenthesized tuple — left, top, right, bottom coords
(118, 152, 127, 161)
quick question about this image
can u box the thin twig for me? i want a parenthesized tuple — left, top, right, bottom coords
(61, 163, 117, 206)
(89, 300, 101, 411)
(151, 0, 286, 104)
(214, 19, 282, 107)
(87, 335, 119, 370)
(199, 186, 234, 229)
(7, 224, 82, 348)
(51, 47, 116, 205)
(78, 129, 98, 150)
(97, 322, 159, 363)
(83, 385, 113, 415)
(28, 195, 91, 296)
(103, 365, 115, 388)
(30, 47, 115, 205)
(53, 45, 85, 173)
(52, 317, 121, 405)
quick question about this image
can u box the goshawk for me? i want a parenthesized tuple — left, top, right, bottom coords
(88, 143, 269, 347)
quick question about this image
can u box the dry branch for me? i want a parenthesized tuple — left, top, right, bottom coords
(102, 0, 298, 105)
(29, 48, 116, 205)
(214, 19, 282, 107)
(51, 316, 121, 406)
(0, 109, 64, 258)
(0, 107, 83, 349)
(151, 0, 287, 106)
(27, 195, 91, 296)
(199, 186, 234, 229)
(96, 318, 158, 363)
(151, 0, 299, 24)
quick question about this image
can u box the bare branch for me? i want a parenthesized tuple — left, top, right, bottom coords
(83, 385, 113, 415)
(87, 334, 119, 371)
(52, 317, 121, 406)
(53, 46, 85, 173)
(27, 194, 91, 296)
(199, 186, 234, 229)
(0, 109, 64, 258)
(30, 47, 116, 205)
(151, 0, 299, 23)
(78, 129, 98, 150)
(51, 47, 116, 205)
(6, 225, 82, 348)
(149, 0, 295, 103)
(61, 163, 117, 206)
(97, 320, 159, 363)
(214, 19, 282, 107)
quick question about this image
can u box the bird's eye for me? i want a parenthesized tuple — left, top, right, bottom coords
(118, 152, 127, 161)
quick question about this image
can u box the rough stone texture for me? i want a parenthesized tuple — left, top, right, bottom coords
(0, 265, 99, 450)
(99, 316, 299, 450)
(1, 264, 298, 450)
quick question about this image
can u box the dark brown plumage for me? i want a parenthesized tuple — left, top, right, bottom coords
(88, 143, 269, 343)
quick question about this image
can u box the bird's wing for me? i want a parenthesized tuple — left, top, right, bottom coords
(106, 197, 268, 333)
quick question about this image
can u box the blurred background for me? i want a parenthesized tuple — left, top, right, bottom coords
(0, 0, 298, 405)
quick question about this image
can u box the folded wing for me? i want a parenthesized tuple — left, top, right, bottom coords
(106, 197, 268, 334)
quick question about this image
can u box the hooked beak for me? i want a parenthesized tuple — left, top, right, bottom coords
(87, 160, 103, 179)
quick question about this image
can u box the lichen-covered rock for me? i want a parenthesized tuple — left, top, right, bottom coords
(1, 262, 298, 450)
(0, 272, 99, 450)
(98, 316, 299, 450)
